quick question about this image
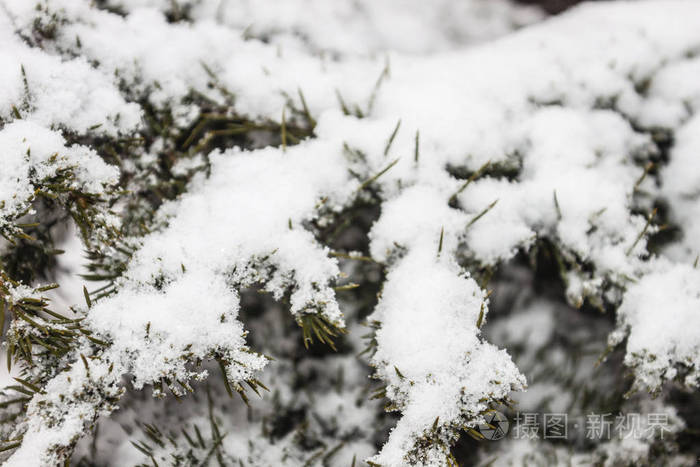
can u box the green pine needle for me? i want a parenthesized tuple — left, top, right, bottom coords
(358, 158, 399, 192)
(384, 119, 401, 156)
(466, 199, 499, 229)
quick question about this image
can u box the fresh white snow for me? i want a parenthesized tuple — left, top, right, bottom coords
(1, 0, 700, 465)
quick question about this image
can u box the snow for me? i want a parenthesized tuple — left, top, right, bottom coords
(117, 140, 353, 321)
(0, 121, 119, 232)
(1, 0, 700, 465)
(483, 272, 695, 466)
(367, 192, 525, 464)
(81, 139, 359, 389)
(612, 261, 700, 391)
(0, 8, 140, 134)
(661, 113, 700, 263)
(105, 0, 543, 55)
(369, 254, 525, 464)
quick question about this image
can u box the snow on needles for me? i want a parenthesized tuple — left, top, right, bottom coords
(1, 0, 700, 465)
(0, 121, 119, 232)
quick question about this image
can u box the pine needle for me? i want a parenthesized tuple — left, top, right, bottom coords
(216, 358, 234, 398)
(335, 89, 351, 116)
(466, 199, 499, 229)
(193, 424, 206, 448)
(7, 341, 13, 373)
(0, 442, 21, 453)
(367, 58, 390, 115)
(0, 299, 4, 339)
(625, 208, 657, 256)
(83, 285, 92, 308)
(181, 428, 197, 448)
(476, 303, 485, 329)
(281, 107, 287, 151)
(553, 190, 562, 221)
(383, 119, 401, 156)
(297, 88, 316, 128)
(634, 161, 655, 190)
(414, 130, 420, 163)
(358, 158, 399, 192)
(449, 160, 491, 205)
(329, 251, 376, 263)
(80, 354, 90, 377)
(13, 377, 43, 394)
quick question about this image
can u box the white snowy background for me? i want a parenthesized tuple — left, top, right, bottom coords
(0, 0, 699, 466)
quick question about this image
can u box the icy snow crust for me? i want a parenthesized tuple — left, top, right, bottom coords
(1, 0, 700, 465)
